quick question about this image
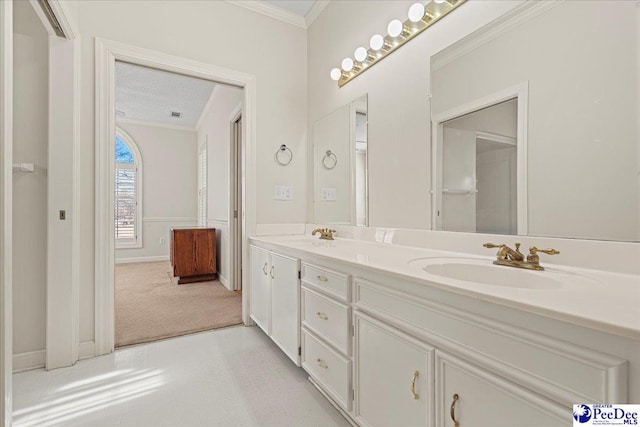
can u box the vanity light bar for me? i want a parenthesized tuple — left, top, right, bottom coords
(330, 0, 467, 88)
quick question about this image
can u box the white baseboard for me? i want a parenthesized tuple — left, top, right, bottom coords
(13, 349, 45, 373)
(115, 255, 169, 264)
(219, 274, 230, 290)
(79, 341, 95, 360)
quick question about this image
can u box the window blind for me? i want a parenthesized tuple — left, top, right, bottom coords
(198, 144, 208, 226)
(115, 163, 136, 240)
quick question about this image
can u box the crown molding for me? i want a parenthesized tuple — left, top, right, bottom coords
(305, 0, 329, 28)
(431, 0, 562, 71)
(226, 0, 307, 29)
(116, 117, 196, 132)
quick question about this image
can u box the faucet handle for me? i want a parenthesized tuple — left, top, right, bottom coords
(529, 246, 560, 256)
(483, 243, 504, 249)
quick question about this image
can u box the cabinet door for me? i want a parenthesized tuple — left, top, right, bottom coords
(249, 245, 271, 335)
(270, 252, 300, 366)
(193, 229, 216, 275)
(354, 312, 434, 427)
(436, 351, 565, 427)
(172, 229, 194, 277)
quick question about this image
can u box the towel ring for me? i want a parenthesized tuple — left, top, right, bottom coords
(322, 150, 338, 170)
(275, 144, 293, 166)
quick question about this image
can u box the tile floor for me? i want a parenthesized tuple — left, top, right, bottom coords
(13, 326, 350, 427)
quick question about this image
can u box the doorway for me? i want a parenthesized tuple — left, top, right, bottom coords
(94, 40, 256, 354)
(231, 113, 242, 292)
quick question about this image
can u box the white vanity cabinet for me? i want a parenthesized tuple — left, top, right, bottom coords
(300, 263, 353, 412)
(249, 245, 301, 365)
(354, 312, 433, 427)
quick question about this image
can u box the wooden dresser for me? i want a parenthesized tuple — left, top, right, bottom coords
(170, 227, 217, 284)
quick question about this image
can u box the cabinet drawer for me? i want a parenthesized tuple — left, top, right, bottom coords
(302, 287, 350, 355)
(302, 329, 352, 412)
(436, 351, 565, 427)
(301, 263, 350, 302)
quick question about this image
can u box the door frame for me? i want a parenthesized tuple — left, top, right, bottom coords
(431, 82, 529, 235)
(95, 38, 257, 355)
(0, 1, 13, 424)
(229, 106, 243, 291)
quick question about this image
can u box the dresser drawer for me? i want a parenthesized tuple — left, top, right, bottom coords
(302, 287, 350, 355)
(301, 263, 350, 302)
(302, 329, 352, 411)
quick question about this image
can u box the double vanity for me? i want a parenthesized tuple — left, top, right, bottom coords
(249, 231, 640, 427)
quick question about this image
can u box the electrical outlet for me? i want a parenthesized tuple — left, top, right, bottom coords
(274, 185, 293, 200)
(159, 237, 166, 245)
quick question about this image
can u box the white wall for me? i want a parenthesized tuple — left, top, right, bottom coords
(307, 0, 522, 229)
(12, 0, 48, 359)
(431, 1, 638, 241)
(196, 85, 243, 289)
(77, 1, 307, 343)
(114, 121, 198, 262)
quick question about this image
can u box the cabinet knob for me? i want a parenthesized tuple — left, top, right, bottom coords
(316, 312, 328, 320)
(262, 263, 268, 275)
(316, 358, 328, 369)
(450, 393, 460, 427)
(410, 370, 420, 400)
(269, 266, 275, 279)
(316, 275, 328, 282)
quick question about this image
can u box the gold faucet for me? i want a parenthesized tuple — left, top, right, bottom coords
(312, 228, 336, 240)
(483, 243, 559, 271)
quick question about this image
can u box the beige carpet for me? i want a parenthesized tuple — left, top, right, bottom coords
(115, 261, 242, 347)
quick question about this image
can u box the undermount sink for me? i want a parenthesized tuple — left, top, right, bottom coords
(409, 257, 568, 289)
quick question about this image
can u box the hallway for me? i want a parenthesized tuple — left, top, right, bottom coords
(12, 326, 349, 427)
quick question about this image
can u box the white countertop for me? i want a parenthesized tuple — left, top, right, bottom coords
(250, 235, 640, 340)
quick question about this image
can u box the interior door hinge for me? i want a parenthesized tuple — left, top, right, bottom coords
(298, 346, 302, 356)
(351, 389, 355, 402)
(298, 270, 301, 279)
(234, 210, 238, 219)
(352, 324, 355, 337)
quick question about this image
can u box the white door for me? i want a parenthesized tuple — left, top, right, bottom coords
(354, 312, 434, 427)
(270, 253, 300, 366)
(249, 245, 271, 335)
(436, 351, 565, 427)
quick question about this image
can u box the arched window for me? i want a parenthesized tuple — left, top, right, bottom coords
(115, 128, 142, 248)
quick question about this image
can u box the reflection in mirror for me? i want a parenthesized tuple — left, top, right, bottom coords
(314, 94, 368, 226)
(431, 1, 639, 242)
(439, 99, 518, 235)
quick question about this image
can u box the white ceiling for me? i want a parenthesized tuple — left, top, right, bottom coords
(263, 0, 317, 17)
(115, 62, 216, 128)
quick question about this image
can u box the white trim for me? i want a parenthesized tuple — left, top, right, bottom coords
(476, 131, 516, 146)
(115, 255, 170, 264)
(431, 82, 529, 236)
(78, 341, 95, 360)
(431, 1, 562, 71)
(116, 117, 197, 132)
(13, 350, 45, 373)
(28, 0, 58, 37)
(208, 219, 229, 225)
(115, 126, 143, 249)
(48, 0, 79, 39)
(0, 1, 12, 422)
(95, 38, 255, 356)
(229, 106, 243, 292)
(225, 0, 306, 29)
(143, 217, 197, 223)
(195, 86, 219, 131)
(219, 274, 230, 289)
(305, 0, 330, 28)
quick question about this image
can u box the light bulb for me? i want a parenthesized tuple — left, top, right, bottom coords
(408, 3, 425, 22)
(370, 34, 384, 51)
(387, 19, 403, 38)
(330, 68, 342, 81)
(354, 47, 368, 62)
(434, 0, 446, 3)
(341, 57, 354, 72)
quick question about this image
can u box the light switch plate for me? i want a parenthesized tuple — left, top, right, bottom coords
(274, 185, 293, 200)
(321, 188, 337, 201)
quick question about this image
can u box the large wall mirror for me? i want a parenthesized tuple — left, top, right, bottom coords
(430, 1, 639, 242)
(313, 94, 368, 226)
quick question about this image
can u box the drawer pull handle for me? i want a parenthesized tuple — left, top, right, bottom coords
(316, 275, 328, 282)
(262, 263, 268, 275)
(316, 312, 328, 320)
(316, 358, 328, 369)
(450, 393, 460, 427)
(269, 266, 275, 279)
(410, 370, 420, 400)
